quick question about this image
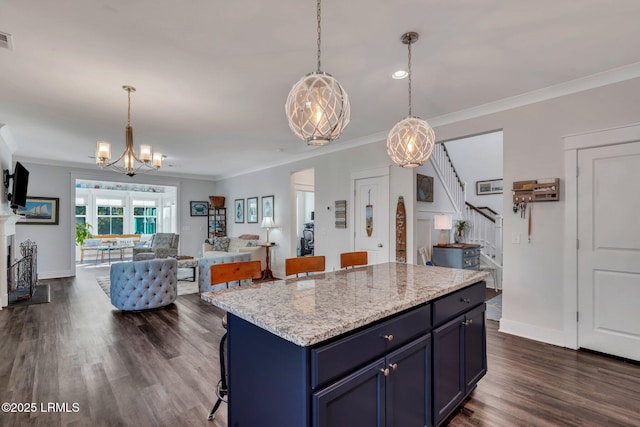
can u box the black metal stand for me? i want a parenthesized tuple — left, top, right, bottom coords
(208, 332, 228, 421)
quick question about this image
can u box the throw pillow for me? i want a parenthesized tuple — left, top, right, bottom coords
(212, 236, 230, 252)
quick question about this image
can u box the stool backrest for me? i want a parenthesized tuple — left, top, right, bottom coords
(340, 251, 368, 269)
(285, 256, 325, 277)
(210, 260, 262, 286)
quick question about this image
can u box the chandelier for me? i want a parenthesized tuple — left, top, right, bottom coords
(285, 0, 350, 146)
(95, 85, 162, 176)
(387, 32, 435, 168)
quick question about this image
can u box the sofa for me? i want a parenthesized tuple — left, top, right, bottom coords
(110, 258, 177, 311)
(201, 235, 266, 270)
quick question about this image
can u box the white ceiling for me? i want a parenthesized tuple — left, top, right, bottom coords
(1, 0, 640, 180)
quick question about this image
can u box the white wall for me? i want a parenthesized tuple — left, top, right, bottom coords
(445, 131, 503, 214)
(14, 161, 215, 278)
(0, 125, 14, 215)
(434, 76, 640, 347)
(216, 142, 414, 277)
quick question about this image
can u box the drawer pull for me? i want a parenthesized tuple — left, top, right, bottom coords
(460, 298, 471, 304)
(383, 334, 394, 342)
(389, 363, 398, 371)
(461, 319, 474, 326)
(380, 368, 390, 377)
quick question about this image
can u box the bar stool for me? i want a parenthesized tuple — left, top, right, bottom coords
(285, 255, 325, 277)
(340, 251, 368, 269)
(207, 260, 262, 421)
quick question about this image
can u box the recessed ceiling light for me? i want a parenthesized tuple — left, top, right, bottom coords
(392, 70, 408, 80)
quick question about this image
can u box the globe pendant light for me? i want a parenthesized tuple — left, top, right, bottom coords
(285, 0, 350, 146)
(387, 32, 435, 168)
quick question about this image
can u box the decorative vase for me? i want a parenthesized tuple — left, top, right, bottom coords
(454, 231, 464, 244)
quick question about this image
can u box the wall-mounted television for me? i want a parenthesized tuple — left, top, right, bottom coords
(6, 161, 29, 211)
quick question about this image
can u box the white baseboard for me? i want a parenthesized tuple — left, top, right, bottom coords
(499, 317, 568, 348)
(38, 270, 73, 280)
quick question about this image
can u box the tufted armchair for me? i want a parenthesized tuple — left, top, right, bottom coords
(110, 258, 178, 311)
(133, 233, 180, 261)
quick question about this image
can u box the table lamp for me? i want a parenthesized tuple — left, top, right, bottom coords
(261, 216, 276, 244)
(434, 214, 452, 245)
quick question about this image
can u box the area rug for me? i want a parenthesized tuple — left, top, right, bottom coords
(486, 293, 502, 321)
(7, 284, 51, 307)
(96, 276, 199, 298)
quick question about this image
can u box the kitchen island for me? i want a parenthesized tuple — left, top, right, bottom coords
(202, 262, 489, 427)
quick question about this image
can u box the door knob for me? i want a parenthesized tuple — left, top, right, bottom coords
(378, 243, 383, 247)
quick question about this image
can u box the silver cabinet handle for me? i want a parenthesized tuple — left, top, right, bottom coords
(383, 334, 394, 342)
(380, 368, 390, 376)
(389, 363, 398, 371)
(461, 319, 474, 326)
(460, 298, 471, 304)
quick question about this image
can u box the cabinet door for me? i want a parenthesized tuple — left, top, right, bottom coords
(313, 359, 385, 427)
(464, 304, 487, 390)
(433, 314, 464, 426)
(385, 334, 431, 427)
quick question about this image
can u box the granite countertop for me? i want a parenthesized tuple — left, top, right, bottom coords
(201, 262, 489, 347)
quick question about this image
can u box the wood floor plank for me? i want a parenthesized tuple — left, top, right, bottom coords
(0, 272, 639, 426)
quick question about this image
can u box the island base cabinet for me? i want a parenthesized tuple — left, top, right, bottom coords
(313, 334, 431, 427)
(433, 304, 486, 426)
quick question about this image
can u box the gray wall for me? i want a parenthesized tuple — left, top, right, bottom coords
(14, 161, 216, 278)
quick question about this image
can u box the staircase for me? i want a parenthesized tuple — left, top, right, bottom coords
(430, 143, 503, 288)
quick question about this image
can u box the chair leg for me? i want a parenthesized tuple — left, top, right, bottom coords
(208, 332, 228, 421)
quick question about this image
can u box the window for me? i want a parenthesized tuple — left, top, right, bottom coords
(96, 199, 124, 235)
(133, 200, 157, 234)
(75, 197, 87, 225)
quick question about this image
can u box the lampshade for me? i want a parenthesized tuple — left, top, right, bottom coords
(261, 216, 275, 229)
(434, 214, 453, 230)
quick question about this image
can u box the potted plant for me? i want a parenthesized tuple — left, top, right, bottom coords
(75, 222, 93, 246)
(454, 220, 470, 243)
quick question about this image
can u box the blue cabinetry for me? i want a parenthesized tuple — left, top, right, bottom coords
(432, 244, 481, 270)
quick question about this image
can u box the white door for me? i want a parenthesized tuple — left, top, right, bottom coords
(578, 141, 640, 361)
(354, 175, 389, 264)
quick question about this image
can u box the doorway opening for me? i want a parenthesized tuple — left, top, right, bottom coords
(291, 169, 314, 257)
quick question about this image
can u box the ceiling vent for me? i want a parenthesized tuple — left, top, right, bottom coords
(0, 32, 13, 50)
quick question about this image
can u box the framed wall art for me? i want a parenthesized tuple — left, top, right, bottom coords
(247, 197, 258, 223)
(416, 174, 434, 202)
(234, 199, 245, 223)
(476, 179, 503, 195)
(17, 196, 60, 225)
(262, 195, 274, 219)
(190, 201, 209, 216)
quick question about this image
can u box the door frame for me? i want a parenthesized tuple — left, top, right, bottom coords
(563, 122, 640, 350)
(350, 167, 390, 254)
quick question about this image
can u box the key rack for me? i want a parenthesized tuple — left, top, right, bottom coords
(512, 178, 559, 203)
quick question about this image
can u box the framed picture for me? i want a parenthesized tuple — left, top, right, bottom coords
(416, 174, 434, 202)
(17, 197, 59, 225)
(476, 179, 503, 195)
(234, 199, 245, 223)
(190, 201, 209, 216)
(247, 197, 258, 223)
(261, 195, 274, 219)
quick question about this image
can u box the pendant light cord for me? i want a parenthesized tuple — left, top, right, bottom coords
(316, 0, 322, 72)
(408, 40, 412, 117)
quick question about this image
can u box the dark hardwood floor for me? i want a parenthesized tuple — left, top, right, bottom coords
(1, 275, 639, 426)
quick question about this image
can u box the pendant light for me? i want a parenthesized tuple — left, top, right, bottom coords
(285, 0, 350, 146)
(387, 32, 435, 168)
